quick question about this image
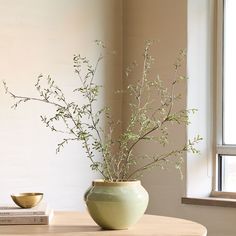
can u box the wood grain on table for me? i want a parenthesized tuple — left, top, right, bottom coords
(0, 211, 207, 236)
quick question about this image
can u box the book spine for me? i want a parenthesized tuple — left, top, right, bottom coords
(0, 215, 49, 225)
(0, 212, 45, 216)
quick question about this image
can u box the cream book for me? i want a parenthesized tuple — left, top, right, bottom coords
(0, 202, 49, 216)
(0, 209, 54, 225)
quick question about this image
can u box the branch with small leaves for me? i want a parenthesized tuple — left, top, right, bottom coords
(3, 40, 202, 182)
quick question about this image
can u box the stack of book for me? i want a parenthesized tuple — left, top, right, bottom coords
(0, 202, 53, 225)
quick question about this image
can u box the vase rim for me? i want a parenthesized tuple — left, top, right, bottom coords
(92, 179, 141, 187)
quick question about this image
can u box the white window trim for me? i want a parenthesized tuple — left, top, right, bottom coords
(186, 0, 214, 198)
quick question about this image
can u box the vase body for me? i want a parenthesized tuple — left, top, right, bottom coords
(84, 180, 149, 230)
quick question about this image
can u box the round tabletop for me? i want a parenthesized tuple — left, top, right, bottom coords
(0, 211, 207, 236)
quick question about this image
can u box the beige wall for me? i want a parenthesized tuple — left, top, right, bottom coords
(123, 0, 187, 220)
(0, 0, 123, 210)
(123, 1, 236, 236)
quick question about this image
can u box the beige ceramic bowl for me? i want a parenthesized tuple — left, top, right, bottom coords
(11, 192, 43, 208)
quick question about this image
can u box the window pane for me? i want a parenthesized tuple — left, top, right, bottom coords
(221, 156, 236, 191)
(223, 0, 236, 144)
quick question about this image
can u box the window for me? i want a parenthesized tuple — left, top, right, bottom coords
(216, 0, 236, 193)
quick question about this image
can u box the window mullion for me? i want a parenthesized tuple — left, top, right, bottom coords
(217, 145, 236, 155)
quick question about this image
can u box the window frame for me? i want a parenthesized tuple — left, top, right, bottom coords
(213, 0, 236, 196)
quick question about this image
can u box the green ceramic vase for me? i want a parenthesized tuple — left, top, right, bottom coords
(84, 180, 149, 230)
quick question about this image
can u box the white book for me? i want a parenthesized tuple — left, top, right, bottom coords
(0, 202, 49, 216)
(0, 209, 54, 225)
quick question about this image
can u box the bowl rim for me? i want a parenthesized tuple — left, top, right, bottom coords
(11, 192, 44, 197)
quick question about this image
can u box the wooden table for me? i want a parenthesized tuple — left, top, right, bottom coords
(0, 211, 207, 236)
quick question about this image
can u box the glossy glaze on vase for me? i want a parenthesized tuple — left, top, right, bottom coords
(85, 180, 149, 230)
